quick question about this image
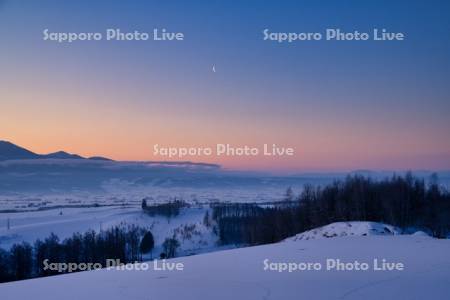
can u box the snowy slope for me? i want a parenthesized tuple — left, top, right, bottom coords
(1, 234, 449, 300)
(0, 206, 219, 256)
(286, 221, 401, 241)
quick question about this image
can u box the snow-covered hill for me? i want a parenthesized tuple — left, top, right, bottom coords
(286, 221, 401, 241)
(0, 233, 449, 300)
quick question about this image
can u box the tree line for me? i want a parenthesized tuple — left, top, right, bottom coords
(211, 173, 450, 246)
(0, 224, 155, 283)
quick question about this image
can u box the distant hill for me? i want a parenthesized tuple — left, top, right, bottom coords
(88, 156, 113, 161)
(0, 140, 40, 160)
(42, 151, 85, 159)
(0, 140, 111, 161)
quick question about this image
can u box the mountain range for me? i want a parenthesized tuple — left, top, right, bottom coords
(0, 140, 112, 161)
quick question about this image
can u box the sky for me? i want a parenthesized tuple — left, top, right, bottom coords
(0, 0, 449, 172)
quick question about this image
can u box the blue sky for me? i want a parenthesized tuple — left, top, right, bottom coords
(1, 0, 449, 171)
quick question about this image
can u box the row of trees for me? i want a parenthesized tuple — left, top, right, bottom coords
(212, 173, 450, 246)
(211, 203, 296, 245)
(0, 225, 154, 283)
(142, 199, 189, 218)
(297, 173, 450, 237)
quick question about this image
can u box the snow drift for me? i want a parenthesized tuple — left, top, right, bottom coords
(286, 221, 401, 241)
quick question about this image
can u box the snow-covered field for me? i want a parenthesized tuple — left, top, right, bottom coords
(0, 159, 327, 253)
(1, 231, 449, 300)
(0, 159, 314, 211)
(0, 185, 292, 212)
(1, 158, 449, 299)
(0, 159, 304, 253)
(0, 206, 221, 256)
